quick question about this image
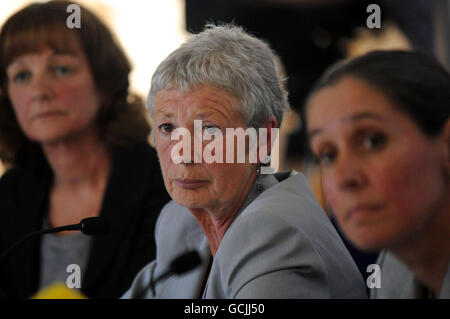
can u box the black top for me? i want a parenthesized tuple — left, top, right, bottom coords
(0, 142, 170, 298)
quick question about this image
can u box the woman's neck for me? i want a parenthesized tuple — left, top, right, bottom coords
(190, 172, 257, 256)
(392, 196, 450, 297)
(42, 129, 111, 189)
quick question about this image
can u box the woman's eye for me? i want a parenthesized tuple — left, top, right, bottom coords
(53, 65, 72, 76)
(159, 123, 174, 134)
(203, 126, 220, 136)
(362, 133, 387, 151)
(12, 71, 31, 84)
(316, 149, 337, 166)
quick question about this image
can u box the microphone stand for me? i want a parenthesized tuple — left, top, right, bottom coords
(0, 223, 81, 264)
(134, 250, 202, 299)
(0, 218, 108, 298)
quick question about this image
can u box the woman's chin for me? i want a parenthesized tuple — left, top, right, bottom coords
(345, 228, 394, 252)
(354, 232, 410, 253)
(27, 124, 95, 145)
(172, 194, 209, 210)
(27, 130, 68, 144)
(351, 238, 385, 252)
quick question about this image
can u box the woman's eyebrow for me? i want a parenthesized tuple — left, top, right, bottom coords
(154, 109, 174, 120)
(308, 111, 386, 141)
(7, 56, 28, 67)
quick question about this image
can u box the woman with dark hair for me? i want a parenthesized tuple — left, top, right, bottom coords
(305, 50, 450, 298)
(0, 1, 169, 298)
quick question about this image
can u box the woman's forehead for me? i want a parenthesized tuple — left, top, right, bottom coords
(308, 77, 396, 120)
(154, 85, 240, 118)
(3, 26, 83, 67)
(307, 77, 411, 138)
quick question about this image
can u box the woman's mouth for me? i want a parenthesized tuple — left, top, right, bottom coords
(345, 203, 385, 222)
(33, 110, 66, 119)
(173, 179, 208, 190)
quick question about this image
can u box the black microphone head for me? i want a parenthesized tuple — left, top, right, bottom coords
(79, 217, 109, 235)
(170, 250, 202, 275)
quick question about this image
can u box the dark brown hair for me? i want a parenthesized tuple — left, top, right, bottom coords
(0, 0, 151, 166)
(305, 50, 450, 138)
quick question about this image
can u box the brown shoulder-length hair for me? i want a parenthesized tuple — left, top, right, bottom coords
(0, 0, 151, 167)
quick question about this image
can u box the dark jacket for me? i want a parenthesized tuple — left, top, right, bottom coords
(0, 142, 170, 298)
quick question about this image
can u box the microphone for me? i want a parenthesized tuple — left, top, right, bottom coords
(0, 217, 109, 264)
(78, 217, 109, 235)
(134, 250, 202, 299)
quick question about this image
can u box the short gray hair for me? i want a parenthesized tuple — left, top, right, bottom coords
(147, 24, 289, 128)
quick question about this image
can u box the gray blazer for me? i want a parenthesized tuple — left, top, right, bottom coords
(123, 171, 367, 298)
(371, 251, 450, 298)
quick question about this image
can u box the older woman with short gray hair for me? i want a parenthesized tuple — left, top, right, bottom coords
(124, 24, 366, 298)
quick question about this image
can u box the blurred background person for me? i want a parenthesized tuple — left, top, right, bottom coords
(305, 50, 450, 298)
(0, 1, 169, 298)
(123, 25, 366, 299)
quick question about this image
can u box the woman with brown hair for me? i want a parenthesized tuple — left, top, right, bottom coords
(0, 1, 169, 298)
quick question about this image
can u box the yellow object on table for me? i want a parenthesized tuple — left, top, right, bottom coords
(32, 283, 87, 299)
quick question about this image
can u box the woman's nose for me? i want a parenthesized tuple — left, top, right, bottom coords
(174, 127, 202, 164)
(333, 152, 368, 192)
(189, 129, 203, 164)
(30, 71, 54, 102)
